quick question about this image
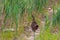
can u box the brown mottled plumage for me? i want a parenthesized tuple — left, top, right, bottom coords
(31, 15, 38, 32)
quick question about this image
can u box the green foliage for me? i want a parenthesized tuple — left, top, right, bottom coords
(52, 8, 60, 26)
(1, 31, 15, 40)
(34, 0, 47, 12)
(45, 15, 50, 30)
(1, 0, 60, 40)
(2, 0, 48, 32)
(36, 29, 60, 40)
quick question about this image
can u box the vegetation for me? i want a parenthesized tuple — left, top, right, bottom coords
(0, 0, 60, 40)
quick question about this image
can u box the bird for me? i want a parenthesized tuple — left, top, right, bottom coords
(30, 15, 39, 40)
(31, 15, 39, 32)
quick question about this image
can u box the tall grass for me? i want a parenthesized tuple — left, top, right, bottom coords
(2, 0, 48, 30)
(52, 8, 60, 27)
(1, 0, 60, 40)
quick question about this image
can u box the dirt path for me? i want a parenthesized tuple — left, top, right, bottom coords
(26, 28, 40, 40)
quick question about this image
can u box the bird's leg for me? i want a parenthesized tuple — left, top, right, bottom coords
(34, 32, 35, 40)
